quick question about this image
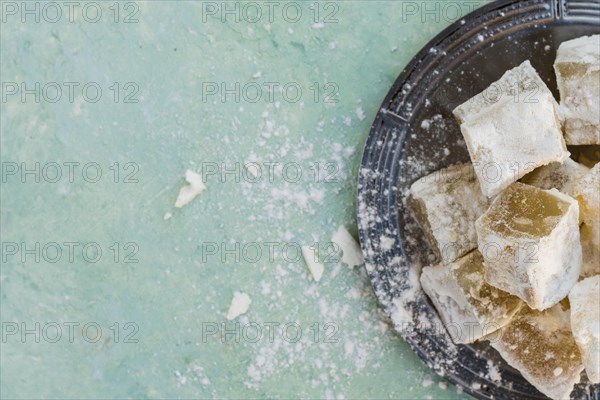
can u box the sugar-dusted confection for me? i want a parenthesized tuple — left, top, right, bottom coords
(420, 251, 523, 344)
(453, 61, 568, 197)
(569, 275, 600, 383)
(570, 163, 600, 226)
(407, 163, 491, 263)
(485, 302, 584, 399)
(475, 182, 582, 310)
(521, 159, 597, 278)
(521, 158, 589, 193)
(580, 224, 600, 279)
(555, 35, 600, 144)
(454, 60, 560, 125)
(571, 164, 600, 278)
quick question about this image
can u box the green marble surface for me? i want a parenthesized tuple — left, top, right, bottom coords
(1, 1, 488, 398)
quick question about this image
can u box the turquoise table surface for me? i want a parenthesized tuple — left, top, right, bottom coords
(1, 1, 490, 398)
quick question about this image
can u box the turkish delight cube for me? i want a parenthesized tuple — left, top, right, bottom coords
(521, 157, 589, 193)
(555, 34, 600, 144)
(569, 275, 600, 383)
(570, 163, 600, 226)
(420, 251, 523, 344)
(407, 163, 490, 263)
(580, 224, 600, 279)
(453, 60, 568, 197)
(475, 182, 582, 310)
(485, 302, 584, 399)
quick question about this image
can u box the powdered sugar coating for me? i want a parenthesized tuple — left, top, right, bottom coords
(555, 34, 600, 144)
(569, 276, 600, 383)
(475, 183, 582, 310)
(486, 303, 584, 400)
(408, 163, 490, 263)
(453, 61, 569, 197)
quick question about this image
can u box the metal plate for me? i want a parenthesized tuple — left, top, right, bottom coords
(357, 1, 600, 399)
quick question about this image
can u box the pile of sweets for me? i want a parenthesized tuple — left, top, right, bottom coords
(411, 35, 600, 400)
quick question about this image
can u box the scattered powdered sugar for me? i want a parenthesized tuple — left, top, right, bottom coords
(207, 100, 415, 395)
(379, 235, 395, 251)
(486, 360, 502, 382)
(420, 114, 443, 131)
(355, 107, 366, 121)
(236, 110, 352, 221)
(391, 297, 414, 326)
(421, 374, 434, 387)
(242, 269, 393, 392)
(173, 364, 211, 388)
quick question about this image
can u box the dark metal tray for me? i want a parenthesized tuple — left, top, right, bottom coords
(357, 1, 600, 398)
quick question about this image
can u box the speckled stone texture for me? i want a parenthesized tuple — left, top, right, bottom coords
(0, 1, 483, 399)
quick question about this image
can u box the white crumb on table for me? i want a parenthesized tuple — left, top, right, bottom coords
(301, 245, 324, 282)
(175, 170, 206, 208)
(331, 226, 364, 268)
(226, 292, 251, 320)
